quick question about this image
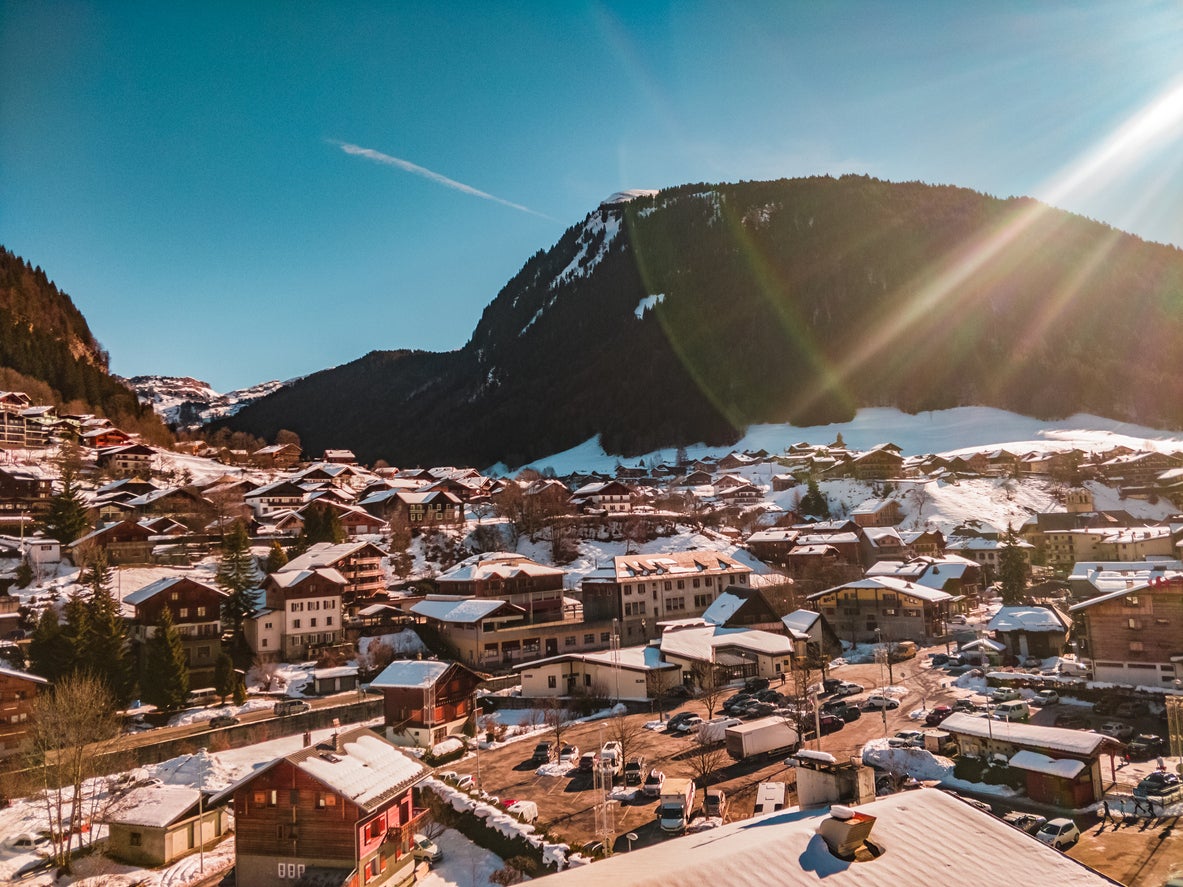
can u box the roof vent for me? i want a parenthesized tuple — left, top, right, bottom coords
(817, 805, 881, 860)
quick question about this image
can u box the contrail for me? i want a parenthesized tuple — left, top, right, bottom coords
(334, 141, 552, 219)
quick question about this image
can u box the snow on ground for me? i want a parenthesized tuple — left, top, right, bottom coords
(417, 828, 508, 887)
(359, 630, 427, 657)
(861, 738, 1019, 798)
(498, 406, 1183, 475)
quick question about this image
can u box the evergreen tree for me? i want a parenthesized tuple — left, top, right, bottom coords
(998, 526, 1029, 605)
(800, 478, 830, 519)
(41, 473, 91, 544)
(264, 539, 288, 574)
(296, 503, 346, 548)
(214, 652, 236, 704)
(140, 606, 189, 712)
(217, 521, 259, 654)
(28, 607, 71, 681)
(232, 675, 247, 706)
(82, 554, 133, 705)
(60, 588, 89, 672)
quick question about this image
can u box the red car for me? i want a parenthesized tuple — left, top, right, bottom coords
(925, 704, 954, 727)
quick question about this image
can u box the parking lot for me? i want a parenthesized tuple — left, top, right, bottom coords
(452, 644, 1182, 883)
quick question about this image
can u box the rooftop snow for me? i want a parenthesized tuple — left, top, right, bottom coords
(635, 293, 665, 319)
(101, 785, 201, 828)
(370, 659, 451, 689)
(296, 731, 428, 812)
(940, 713, 1113, 756)
(987, 606, 1067, 633)
(409, 597, 514, 623)
(1008, 750, 1087, 779)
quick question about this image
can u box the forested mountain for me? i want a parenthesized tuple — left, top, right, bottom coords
(0, 246, 169, 441)
(221, 176, 1183, 468)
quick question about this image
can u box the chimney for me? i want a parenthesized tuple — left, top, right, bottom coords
(816, 805, 878, 859)
(303, 730, 312, 748)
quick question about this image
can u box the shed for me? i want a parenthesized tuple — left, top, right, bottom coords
(100, 785, 227, 866)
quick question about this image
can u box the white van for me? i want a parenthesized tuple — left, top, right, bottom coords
(994, 700, 1030, 722)
(754, 781, 786, 815)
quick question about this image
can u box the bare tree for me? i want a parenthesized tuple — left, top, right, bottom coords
(605, 711, 646, 766)
(686, 733, 729, 786)
(542, 698, 575, 750)
(691, 661, 726, 719)
(23, 673, 122, 871)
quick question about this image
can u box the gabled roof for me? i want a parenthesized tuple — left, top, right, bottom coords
(659, 624, 792, 661)
(987, 606, 1070, 634)
(807, 575, 952, 603)
(940, 712, 1116, 756)
(267, 567, 347, 589)
(101, 785, 203, 828)
(438, 552, 565, 583)
(124, 576, 227, 606)
(408, 596, 521, 624)
(780, 609, 821, 636)
(514, 645, 675, 673)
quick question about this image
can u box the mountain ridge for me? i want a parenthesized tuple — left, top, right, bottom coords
(220, 175, 1183, 466)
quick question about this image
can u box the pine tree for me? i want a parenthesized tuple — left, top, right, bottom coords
(998, 526, 1029, 605)
(264, 539, 288, 574)
(141, 606, 189, 712)
(82, 553, 133, 705)
(29, 607, 71, 681)
(800, 478, 830, 519)
(214, 652, 236, 704)
(42, 473, 91, 544)
(217, 521, 259, 655)
(61, 588, 89, 672)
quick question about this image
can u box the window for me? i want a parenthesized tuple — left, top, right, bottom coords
(584, 633, 594, 644)
(310, 618, 318, 628)
(197, 645, 210, 660)
(1128, 618, 1139, 629)
(179, 608, 189, 618)
(262, 639, 268, 648)
(601, 632, 610, 642)
(197, 606, 206, 617)
(310, 600, 319, 610)
(129, 832, 142, 846)
(705, 577, 713, 586)
(264, 621, 273, 630)
(293, 619, 301, 629)
(565, 636, 576, 646)
(664, 581, 672, 591)
(547, 675, 557, 689)
(326, 615, 333, 626)
(317, 792, 336, 808)
(692, 578, 700, 588)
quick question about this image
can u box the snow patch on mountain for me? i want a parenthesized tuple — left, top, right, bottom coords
(635, 293, 665, 319)
(125, 375, 289, 428)
(551, 212, 621, 288)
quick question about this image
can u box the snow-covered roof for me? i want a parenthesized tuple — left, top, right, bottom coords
(369, 659, 451, 689)
(659, 625, 792, 662)
(293, 729, 428, 812)
(1069, 571, 1183, 612)
(124, 576, 225, 606)
(515, 644, 675, 673)
(267, 567, 347, 589)
(700, 591, 746, 626)
(528, 787, 1118, 887)
(940, 713, 1114, 756)
(101, 785, 201, 828)
(1009, 750, 1086, 779)
(408, 596, 517, 624)
(593, 551, 749, 581)
(438, 551, 565, 583)
(312, 666, 359, 680)
(807, 575, 952, 604)
(282, 541, 385, 572)
(987, 606, 1068, 633)
(0, 666, 48, 685)
(780, 609, 820, 635)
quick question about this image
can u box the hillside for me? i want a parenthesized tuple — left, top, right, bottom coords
(124, 374, 288, 428)
(222, 176, 1183, 467)
(0, 246, 170, 440)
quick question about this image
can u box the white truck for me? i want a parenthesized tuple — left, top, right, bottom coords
(657, 777, 696, 832)
(725, 716, 799, 761)
(599, 741, 623, 779)
(696, 716, 742, 744)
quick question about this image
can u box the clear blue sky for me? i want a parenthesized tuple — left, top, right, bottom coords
(3, 1, 1182, 391)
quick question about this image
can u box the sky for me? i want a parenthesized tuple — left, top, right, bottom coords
(2, 1, 1183, 392)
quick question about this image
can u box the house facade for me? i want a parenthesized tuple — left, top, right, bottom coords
(125, 577, 228, 681)
(102, 785, 228, 867)
(370, 660, 485, 747)
(251, 568, 347, 662)
(807, 576, 952, 644)
(0, 667, 49, 756)
(281, 541, 387, 610)
(215, 727, 429, 887)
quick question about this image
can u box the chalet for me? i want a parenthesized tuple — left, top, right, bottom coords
(125, 577, 228, 680)
(0, 391, 32, 412)
(80, 427, 134, 449)
(374, 489, 464, 528)
(280, 541, 387, 609)
(251, 567, 347, 662)
(940, 713, 1120, 806)
(807, 576, 952, 644)
(0, 466, 52, 515)
(96, 443, 157, 475)
(370, 659, 485, 747)
(845, 447, 904, 480)
(212, 726, 429, 887)
(718, 452, 760, 471)
(986, 605, 1072, 662)
(701, 586, 788, 634)
(899, 529, 945, 557)
(791, 530, 862, 568)
(716, 482, 762, 505)
(945, 535, 1033, 578)
(126, 486, 216, 525)
(780, 609, 843, 671)
(298, 500, 387, 538)
(859, 526, 906, 566)
(516, 645, 680, 702)
(436, 552, 567, 622)
(1067, 559, 1183, 601)
(868, 555, 982, 610)
(784, 542, 845, 576)
(1092, 526, 1175, 562)
(1098, 451, 1183, 487)
(252, 443, 303, 469)
(569, 480, 634, 514)
(1069, 573, 1183, 687)
(581, 551, 753, 643)
(101, 785, 228, 867)
(246, 480, 308, 517)
(0, 667, 49, 757)
(323, 448, 358, 464)
(69, 519, 155, 564)
(405, 596, 527, 668)
(744, 528, 798, 566)
(849, 498, 902, 528)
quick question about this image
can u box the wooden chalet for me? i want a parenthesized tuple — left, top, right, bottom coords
(370, 659, 485, 748)
(69, 519, 155, 564)
(96, 443, 157, 475)
(0, 667, 49, 757)
(252, 443, 303, 469)
(125, 577, 228, 680)
(80, 427, 133, 449)
(0, 466, 52, 516)
(280, 541, 387, 610)
(213, 726, 429, 887)
(252, 567, 347, 662)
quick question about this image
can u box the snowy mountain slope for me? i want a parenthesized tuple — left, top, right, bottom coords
(124, 374, 288, 428)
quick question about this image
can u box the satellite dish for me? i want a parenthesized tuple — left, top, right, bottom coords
(626, 833, 638, 841)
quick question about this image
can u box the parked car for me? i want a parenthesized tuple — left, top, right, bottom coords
(273, 699, 310, 716)
(833, 682, 864, 698)
(412, 833, 442, 863)
(744, 677, 771, 692)
(1036, 818, 1080, 850)
(1033, 689, 1060, 706)
(1054, 711, 1088, 729)
(676, 716, 704, 733)
(862, 694, 900, 710)
(890, 730, 925, 748)
(666, 712, 698, 732)
(817, 714, 845, 735)
(208, 714, 239, 728)
(578, 752, 597, 773)
(925, 705, 954, 726)
(453, 774, 475, 791)
(1002, 811, 1047, 834)
(1115, 700, 1149, 718)
(642, 768, 666, 798)
(1098, 721, 1135, 741)
(952, 698, 978, 713)
(558, 744, 580, 764)
(703, 788, 728, 820)
(1134, 771, 1183, 802)
(723, 694, 755, 713)
(993, 701, 1031, 722)
(1127, 734, 1167, 760)
(986, 687, 1020, 703)
(948, 614, 968, 625)
(532, 742, 556, 764)
(821, 677, 843, 694)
